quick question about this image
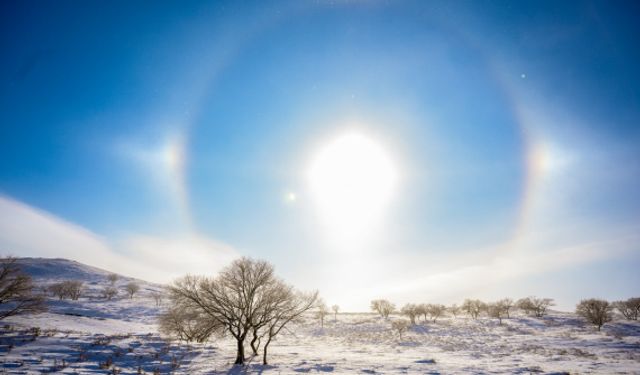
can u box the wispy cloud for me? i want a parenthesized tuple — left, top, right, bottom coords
(378, 234, 638, 309)
(0, 195, 238, 283)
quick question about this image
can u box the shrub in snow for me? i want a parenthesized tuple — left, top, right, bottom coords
(125, 282, 140, 299)
(48, 283, 66, 300)
(576, 298, 613, 331)
(401, 303, 419, 324)
(612, 298, 640, 320)
(371, 299, 395, 319)
(426, 304, 447, 323)
(391, 319, 411, 340)
(462, 299, 486, 319)
(517, 296, 554, 318)
(498, 298, 514, 318)
(487, 302, 509, 324)
(159, 306, 217, 343)
(150, 290, 163, 307)
(102, 286, 118, 300)
(48, 280, 83, 300)
(448, 303, 461, 318)
(0, 256, 46, 319)
(332, 304, 339, 321)
(316, 299, 330, 328)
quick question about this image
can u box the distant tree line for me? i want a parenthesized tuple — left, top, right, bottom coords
(370, 295, 639, 332)
(47, 277, 143, 301)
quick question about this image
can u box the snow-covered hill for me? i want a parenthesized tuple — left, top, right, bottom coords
(15, 257, 162, 292)
(6, 257, 164, 332)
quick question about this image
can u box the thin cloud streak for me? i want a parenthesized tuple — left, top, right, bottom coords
(0, 195, 238, 283)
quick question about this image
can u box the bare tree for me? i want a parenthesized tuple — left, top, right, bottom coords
(427, 304, 447, 323)
(150, 290, 163, 307)
(517, 297, 554, 318)
(0, 257, 46, 320)
(168, 257, 283, 365)
(613, 298, 640, 320)
(66, 281, 83, 300)
(255, 285, 317, 365)
(487, 301, 508, 324)
(416, 304, 428, 322)
(449, 303, 461, 318)
(532, 297, 554, 317)
(316, 300, 329, 328)
(159, 305, 221, 343)
(107, 273, 118, 285)
(401, 303, 419, 325)
(371, 299, 395, 319)
(576, 298, 613, 331)
(242, 277, 317, 362)
(125, 282, 140, 299)
(48, 282, 68, 300)
(498, 298, 514, 318)
(391, 319, 410, 340)
(102, 286, 118, 300)
(48, 280, 82, 300)
(462, 299, 486, 319)
(331, 304, 339, 321)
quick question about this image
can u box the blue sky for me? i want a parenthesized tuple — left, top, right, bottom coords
(1, 0, 639, 311)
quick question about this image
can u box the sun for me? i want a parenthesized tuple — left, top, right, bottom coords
(307, 131, 398, 247)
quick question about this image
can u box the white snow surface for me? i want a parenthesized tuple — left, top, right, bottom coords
(1, 258, 639, 374)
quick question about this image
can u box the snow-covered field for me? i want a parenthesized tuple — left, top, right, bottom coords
(2, 258, 639, 374)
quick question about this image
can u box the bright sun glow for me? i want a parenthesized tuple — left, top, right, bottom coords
(307, 131, 398, 248)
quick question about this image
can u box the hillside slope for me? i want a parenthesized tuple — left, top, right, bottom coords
(5, 257, 164, 333)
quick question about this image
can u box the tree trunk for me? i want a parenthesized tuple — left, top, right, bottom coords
(250, 329, 260, 355)
(262, 336, 273, 365)
(234, 338, 245, 364)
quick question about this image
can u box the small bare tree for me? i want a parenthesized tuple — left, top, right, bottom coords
(427, 304, 447, 323)
(48, 280, 82, 300)
(371, 299, 395, 319)
(107, 273, 118, 285)
(498, 298, 514, 318)
(331, 304, 339, 321)
(255, 286, 317, 365)
(65, 281, 83, 300)
(102, 286, 118, 300)
(391, 319, 410, 340)
(0, 256, 46, 320)
(150, 290, 163, 307)
(517, 297, 554, 318)
(48, 282, 68, 300)
(487, 301, 508, 324)
(612, 298, 640, 320)
(401, 303, 419, 325)
(462, 299, 486, 319)
(125, 282, 140, 299)
(449, 303, 461, 318)
(416, 304, 428, 322)
(316, 300, 329, 328)
(159, 305, 221, 343)
(576, 298, 613, 331)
